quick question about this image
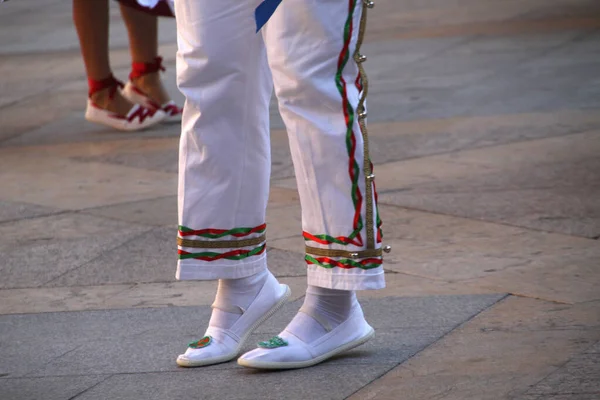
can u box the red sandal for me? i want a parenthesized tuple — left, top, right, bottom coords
(85, 74, 166, 131)
(122, 57, 183, 122)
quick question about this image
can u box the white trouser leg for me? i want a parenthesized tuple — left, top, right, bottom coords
(175, 0, 272, 280)
(263, 0, 384, 290)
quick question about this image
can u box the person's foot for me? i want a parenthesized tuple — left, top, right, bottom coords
(90, 86, 138, 116)
(122, 57, 183, 121)
(85, 74, 166, 131)
(176, 270, 290, 368)
(237, 286, 374, 370)
(130, 71, 171, 107)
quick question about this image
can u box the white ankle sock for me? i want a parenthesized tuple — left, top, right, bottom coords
(286, 285, 358, 343)
(209, 269, 268, 330)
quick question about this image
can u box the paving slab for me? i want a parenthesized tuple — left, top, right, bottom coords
(364, 109, 600, 165)
(0, 213, 150, 289)
(84, 195, 177, 227)
(0, 273, 498, 316)
(518, 395, 600, 400)
(461, 35, 600, 116)
(264, 248, 306, 278)
(70, 136, 180, 174)
(0, 295, 503, 376)
(0, 376, 108, 400)
(349, 297, 600, 400)
(269, 204, 600, 304)
(76, 366, 392, 400)
(0, 281, 264, 316)
(83, 186, 299, 228)
(0, 1, 177, 55)
(1, 0, 600, 399)
(374, 130, 600, 238)
(0, 277, 310, 316)
(0, 152, 177, 211)
(586, 341, 600, 354)
(274, 129, 600, 238)
(523, 351, 600, 397)
(39, 231, 307, 288)
(45, 226, 177, 287)
(0, 200, 60, 223)
(0, 294, 502, 399)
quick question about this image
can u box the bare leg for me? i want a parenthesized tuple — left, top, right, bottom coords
(120, 3, 171, 105)
(73, 0, 135, 115)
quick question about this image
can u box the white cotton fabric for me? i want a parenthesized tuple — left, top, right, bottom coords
(135, 0, 161, 8)
(174, 0, 385, 291)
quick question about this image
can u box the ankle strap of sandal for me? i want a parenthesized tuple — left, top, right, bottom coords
(130, 56, 166, 80)
(88, 74, 124, 99)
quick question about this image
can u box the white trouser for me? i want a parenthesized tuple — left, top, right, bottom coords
(175, 0, 385, 290)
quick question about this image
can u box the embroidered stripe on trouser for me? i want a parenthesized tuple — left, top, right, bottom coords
(175, 0, 385, 290)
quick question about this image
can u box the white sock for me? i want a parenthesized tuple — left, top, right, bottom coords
(208, 269, 268, 330)
(286, 285, 358, 343)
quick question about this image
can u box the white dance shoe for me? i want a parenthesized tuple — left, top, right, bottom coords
(176, 273, 291, 368)
(237, 305, 374, 370)
(85, 100, 166, 132)
(122, 82, 182, 122)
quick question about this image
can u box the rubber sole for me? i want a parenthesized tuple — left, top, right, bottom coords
(176, 284, 291, 368)
(237, 328, 375, 370)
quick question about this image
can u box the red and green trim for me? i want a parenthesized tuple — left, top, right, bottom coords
(302, 230, 362, 246)
(305, 254, 382, 270)
(305, 0, 364, 248)
(178, 244, 266, 261)
(178, 223, 266, 239)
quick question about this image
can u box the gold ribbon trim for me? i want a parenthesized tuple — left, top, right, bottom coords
(177, 234, 266, 249)
(305, 245, 382, 259)
(353, 2, 376, 250)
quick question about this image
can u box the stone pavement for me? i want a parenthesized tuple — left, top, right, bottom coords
(0, 0, 599, 399)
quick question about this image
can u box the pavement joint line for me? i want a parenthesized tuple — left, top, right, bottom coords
(75, 194, 177, 227)
(23, 343, 86, 379)
(0, 208, 72, 227)
(385, 16, 600, 42)
(514, 353, 600, 399)
(8, 275, 308, 292)
(39, 226, 156, 288)
(496, 292, 574, 305)
(265, 245, 304, 253)
(270, 125, 600, 187)
(67, 374, 114, 400)
(343, 293, 511, 399)
(76, 211, 173, 228)
(379, 183, 600, 196)
(538, 393, 600, 396)
(377, 200, 600, 241)
(0, 80, 69, 115)
(347, 125, 600, 182)
(16, 360, 403, 381)
(98, 283, 139, 305)
(76, 195, 176, 213)
(400, 34, 480, 69)
(0, 42, 177, 61)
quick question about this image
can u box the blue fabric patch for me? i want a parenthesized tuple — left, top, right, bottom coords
(255, 0, 283, 32)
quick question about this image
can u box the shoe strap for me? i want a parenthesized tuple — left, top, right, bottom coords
(88, 74, 124, 99)
(298, 306, 333, 332)
(206, 325, 241, 344)
(126, 104, 156, 122)
(163, 101, 183, 116)
(130, 56, 166, 80)
(211, 301, 244, 315)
